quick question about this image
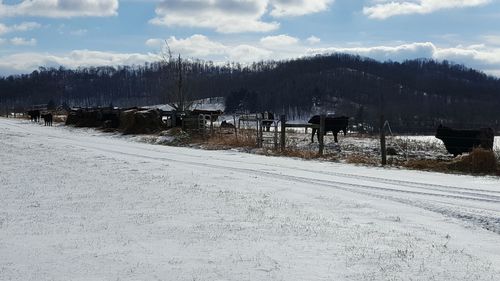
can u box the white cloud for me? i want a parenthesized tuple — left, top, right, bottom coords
(151, 0, 333, 33)
(307, 36, 321, 45)
(482, 35, 500, 46)
(260, 34, 299, 48)
(0, 50, 160, 75)
(146, 34, 269, 61)
(151, 0, 278, 33)
(309, 42, 437, 61)
(2, 39, 500, 77)
(145, 38, 164, 48)
(228, 44, 273, 62)
(363, 0, 492, 19)
(146, 34, 303, 62)
(269, 0, 333, 17)
(308, 42, 500, 76)
(0, 22, 41, 35)
(167, 35, 227, 57)
(0, 0, 119, 18)
(10, 37, 37, 46)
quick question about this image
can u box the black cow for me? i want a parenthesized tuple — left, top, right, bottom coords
(41, 113, 53, 126)
(435, 125, 494, 156)
(27, 110, 40, 122)
(261, 111, 274, 132)
(220, 120, 235, 128)
(308, 115, 349, 143)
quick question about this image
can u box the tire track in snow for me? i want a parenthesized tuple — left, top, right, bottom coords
(5, 119, 499, 198)
(3, 119, 500, 234)
(71, 141, 500, 234)
(35, 135, 500, 234)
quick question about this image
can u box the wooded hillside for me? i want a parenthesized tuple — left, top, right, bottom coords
(1, 53, 499, 133)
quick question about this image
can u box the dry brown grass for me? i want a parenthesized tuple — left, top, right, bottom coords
(203, 129, 258, 148)
(52, 115, 67, 123)
(345, 154, 379, 165)
(193, 129, 325, 159)
(153, 126, 500, 176)
(279, 148, 320, 159)
(448, 148, 498, 174)
(401, 148, 499, 175)
(403, 159, 449, 173)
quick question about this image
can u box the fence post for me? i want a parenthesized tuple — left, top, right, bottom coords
(172, 112, 176, 127)
(380, 115, 387, 166)
(257, 115, 263, 148)
(319, 114, 325, 156)
(274, 121, 278, 150)
(233, 115, 238, 140)
(379, 89, 387, 166)
(210, 114, 214, 137)
(280, 115, 286, 151)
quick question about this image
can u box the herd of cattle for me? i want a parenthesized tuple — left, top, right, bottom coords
(306, 115, 495, 156)
(25, 108, 495, 157)
(27, 110, 52, 126)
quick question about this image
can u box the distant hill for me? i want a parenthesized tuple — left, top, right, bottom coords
(1, 53, 499, 133)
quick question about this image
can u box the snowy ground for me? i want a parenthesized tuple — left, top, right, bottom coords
(1, 118, 500, 281)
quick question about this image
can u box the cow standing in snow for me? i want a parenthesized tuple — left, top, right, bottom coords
(28, 110, 40, 122)
(308, 115, 349, 143)
(435, 125, 494, 156)
(41, 113, 53, 126)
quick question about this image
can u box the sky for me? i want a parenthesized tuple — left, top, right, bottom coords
(1, 0, 500, 77)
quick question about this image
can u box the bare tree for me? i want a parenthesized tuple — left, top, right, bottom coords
(162, 40, 192, 112)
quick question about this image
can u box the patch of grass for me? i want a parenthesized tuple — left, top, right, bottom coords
(203, 129, 257, 149)
(279, 148, 320, 159)
(345, 153, 379, 165)
(403, 159, 450, 173)
(157, 127, 191, 145)
(147, 126, 500, 177)
(401, 148, 499, 175)
(52, 114, 67, 123)
(448, 148, 498, 174)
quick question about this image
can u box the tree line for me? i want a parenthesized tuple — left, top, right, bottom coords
(1, 53, 499, 133)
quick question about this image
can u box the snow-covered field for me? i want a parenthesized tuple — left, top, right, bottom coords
(1, 118, 500, 281)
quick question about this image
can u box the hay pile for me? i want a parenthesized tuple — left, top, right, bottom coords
(66, 108, 121, 129)
(448, 148, 498, 174)
(66, 109, 101, 127)
(119, 109, 164, 134)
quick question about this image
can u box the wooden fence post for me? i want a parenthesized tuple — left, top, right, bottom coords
(379, 90, 387, 166)
(280, 115, 286, 151)
(172, 112, 176, 127)
(380, 115, 387, 166)
(257, 115, 263, 148)
(274, 121, 278, 150)
(210, 114, 214, 137)
(319, 114, 325, 156)
(233, 115, 238, 140)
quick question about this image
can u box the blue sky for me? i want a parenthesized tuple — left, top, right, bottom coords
(1, 0, 500, 76)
